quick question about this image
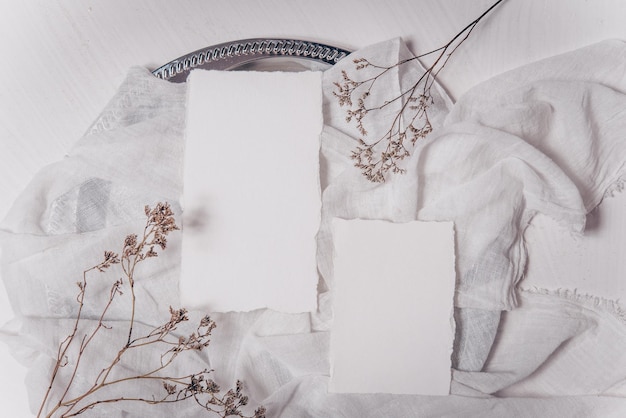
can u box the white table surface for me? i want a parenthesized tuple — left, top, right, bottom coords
(1, 1, 626, 415)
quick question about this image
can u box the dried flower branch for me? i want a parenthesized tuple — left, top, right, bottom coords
(37, 202, 265, 418)
(334, 0, 505, 182)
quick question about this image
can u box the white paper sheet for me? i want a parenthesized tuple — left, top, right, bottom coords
(180, 70, 323, 313)
(330, 219, 456, 395)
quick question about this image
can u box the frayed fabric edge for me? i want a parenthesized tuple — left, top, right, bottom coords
(519, 286, 626, 324)
(602, 174, 626, 200)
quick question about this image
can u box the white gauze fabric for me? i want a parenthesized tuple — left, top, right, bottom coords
(2, 38, 626, 417)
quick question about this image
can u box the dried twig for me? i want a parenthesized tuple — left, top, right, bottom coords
(37, 202, 265, 418)
(334, 0, 505, 182)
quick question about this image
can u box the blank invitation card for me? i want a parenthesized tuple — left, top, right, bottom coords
(330, 219, 456, 395)
(180, 70, 322, 313)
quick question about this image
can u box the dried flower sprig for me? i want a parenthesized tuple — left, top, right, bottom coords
(334, 0, 505, 182)
(37, 202, 265, 418)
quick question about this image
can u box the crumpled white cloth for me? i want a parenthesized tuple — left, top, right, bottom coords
(2, 38, 626, 417)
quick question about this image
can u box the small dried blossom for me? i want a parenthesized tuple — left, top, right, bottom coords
(205, 379, 221, 394)
(96, 250, 120, 272)
(253, 406, 267, 418)
(169, 306, 189, 325)
(146, 202, 179, 235)
(145, 246, 158, 258)
(163, 382, 177, 395)
(153, 233, 168, 250)
(200, 314, 217, 331)
(124, 234, 137, 249)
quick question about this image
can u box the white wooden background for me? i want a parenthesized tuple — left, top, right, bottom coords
(1, 0, 626, 415)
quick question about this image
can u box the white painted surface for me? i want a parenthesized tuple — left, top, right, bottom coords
(1, 0, 626, 414)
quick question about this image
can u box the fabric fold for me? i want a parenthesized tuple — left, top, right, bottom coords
(2, 38, 626, 417)
(445, 40, 626, 212)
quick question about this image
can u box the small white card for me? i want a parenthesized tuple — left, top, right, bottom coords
(330, 219, 456, 395)
(180, 70, 323, 313)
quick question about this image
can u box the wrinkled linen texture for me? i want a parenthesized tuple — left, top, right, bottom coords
(2, 38, 626, 417)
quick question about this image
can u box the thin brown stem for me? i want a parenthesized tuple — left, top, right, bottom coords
(37, 264, 101, 418)
(335, 0, 506, 182)
(38, 203, 262, 418)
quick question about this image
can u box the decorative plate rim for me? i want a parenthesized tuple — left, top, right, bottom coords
(152, 38, 353, 82)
